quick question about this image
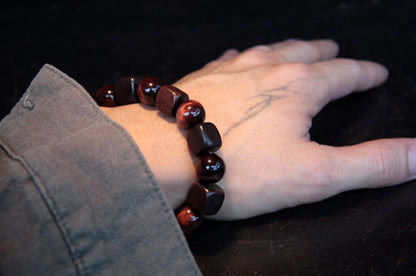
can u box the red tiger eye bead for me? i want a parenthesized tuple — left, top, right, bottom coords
(176, 100, 205, 129)
(155, 85, 189, 116)
(95, 84, 116, 107)
(136, 77, 164, 105)
(113, 76, 142, 105)
(187, 182, 225, 215)
(196, 153, 225, 184)
(176, 205, 202, 233)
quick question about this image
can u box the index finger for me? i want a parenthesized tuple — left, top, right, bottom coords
(306, 58, 389, 116)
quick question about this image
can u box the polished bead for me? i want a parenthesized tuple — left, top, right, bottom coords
(187, 122, 222, 156)
(155, 85, 189, 116)
(176, 100, 205, 129)
(176, 205, 202, 233)
(113, 76, 142, 105)
(196, 153, 225, 183)
(95, 84, 116, 107)
(187, 182, 225, 215)
(136, 76, 164, 105)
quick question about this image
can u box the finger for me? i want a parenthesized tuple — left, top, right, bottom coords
(268, 39, 339, 63)
(245, 38, 298, 52)
(309, 138, 416, 199)
(229, 39, 339, 70)
(307, 58, 389, 116)
(268, 38, 299, 47)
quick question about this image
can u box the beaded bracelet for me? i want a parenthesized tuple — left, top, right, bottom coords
(95, 76, 225, 233)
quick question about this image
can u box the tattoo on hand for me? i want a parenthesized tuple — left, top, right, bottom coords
(223, 80, 307, 137)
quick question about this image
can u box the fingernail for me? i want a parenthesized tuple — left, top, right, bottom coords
(409, 144, 416, 176)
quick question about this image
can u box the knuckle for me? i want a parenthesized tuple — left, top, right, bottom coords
(374, 143, 397, 184)
(295, 40, 316, 53)
(303, 41, 325, 60)
(279, 62, 311, 78)
(301, 152, 336, 200)
(335, 58, 363, 77)
(310, 157, 335, 189)
(237, 48, 269, 62)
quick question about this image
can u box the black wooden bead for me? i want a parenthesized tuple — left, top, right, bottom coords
(155, 85, 189, 116)
(113, 76, 142, 105)
(187, 182, 225, 215)
(196, 153, 225, 183)
(187, 122, 222, 156)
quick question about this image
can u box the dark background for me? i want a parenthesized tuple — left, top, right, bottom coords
(2, 0, 416, 274)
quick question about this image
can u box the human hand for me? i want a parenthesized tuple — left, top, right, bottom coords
(102, 39, 416, 220)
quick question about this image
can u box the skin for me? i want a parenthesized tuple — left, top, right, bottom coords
(101, 39, 416, 220)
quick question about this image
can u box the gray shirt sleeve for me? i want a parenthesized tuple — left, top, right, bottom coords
(0, 64, 201, 276)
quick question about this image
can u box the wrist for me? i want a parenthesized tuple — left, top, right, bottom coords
(98, 76, 226, 233)
(101, 104, 195, 209)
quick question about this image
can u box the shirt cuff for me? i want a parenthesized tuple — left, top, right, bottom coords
(0, 64, 201, 275)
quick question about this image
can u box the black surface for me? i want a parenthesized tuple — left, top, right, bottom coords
(2, 0, 416, 274)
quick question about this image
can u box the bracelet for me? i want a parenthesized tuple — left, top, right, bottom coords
(95, 76, 225, 233)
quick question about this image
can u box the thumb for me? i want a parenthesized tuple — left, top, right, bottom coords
(324, 138, 416, 195)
